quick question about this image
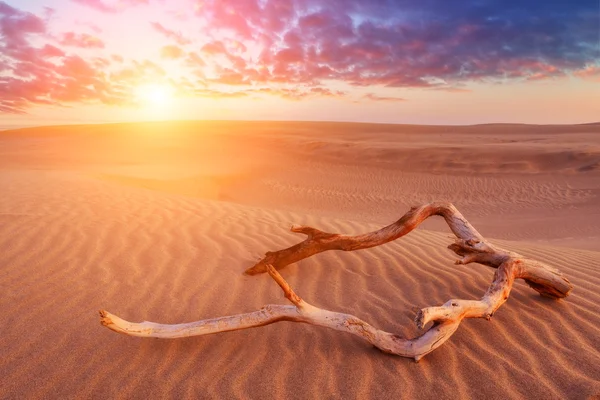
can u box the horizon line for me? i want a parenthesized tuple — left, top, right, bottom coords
(3, 118, 600, 131)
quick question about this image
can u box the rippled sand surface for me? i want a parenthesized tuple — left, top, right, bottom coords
(1, 121, 599, 399)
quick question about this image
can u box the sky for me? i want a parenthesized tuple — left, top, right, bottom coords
(0, 0, 599, 127)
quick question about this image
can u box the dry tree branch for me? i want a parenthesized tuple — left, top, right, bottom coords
(100, 202, 573, 361)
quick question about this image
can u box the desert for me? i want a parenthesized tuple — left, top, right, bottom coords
(1, 121, 599, 399)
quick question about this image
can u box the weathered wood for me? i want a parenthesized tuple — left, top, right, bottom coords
(100, 202, 573, 361)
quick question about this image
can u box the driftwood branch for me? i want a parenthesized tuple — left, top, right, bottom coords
(100, 202, 573, 361)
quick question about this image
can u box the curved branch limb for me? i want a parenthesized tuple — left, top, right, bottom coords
(519, 260, 573, 298)
(245, 202, 486, 275)
(100, 203, 574, 361)
(245, 202, 572, 300)
(99, 307, 302, 338)
(100, 257, 550, 362)
(100, 265, 462, 360)
(416, 259, 517, 328)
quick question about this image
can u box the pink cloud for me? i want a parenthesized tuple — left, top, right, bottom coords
(43, 7, 56, 19)
(0, 3, 132, 113)
(60, 32, 105, 48)
(363, 93, 406, 102)
(574, 65, 600, 82)
(201, 41, 228, 55)
(71, 0, 149, 13)
(71, 0, 117, 13)
(209, 68, 249, 85)
(199, 40, 248, 70)
(1, 0, 597, 116)
(0, 1, 46, 48)
(274, 47, 304, 64)
(0, 102, 28, 114)
(40, 44, 66, 58)
(198, 2, 257, 40)
(310, 87, 345, 97)
(299, 12, 330, 29)
(249, 87, 346, 101)
(430, 87, 471, 93)
(150, 22, 190, 45)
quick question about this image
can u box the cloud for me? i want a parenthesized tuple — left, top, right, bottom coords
(71, 0, 149, 13)
(573, 65, 600, 82)
(160, 45, 184, 59)
(309, 87, 345, 97)
(71, 0, 117, 13)
(247, 87, 346, 100)
(1, 0, 598, 115)
(363, 93, 406, 102)
(41, 44, 66, 58)
(209, 68, 249, 85)
(201, 40, 228, 56)
(0, 1, 46, 46)
(150, 22, 190, 45)
(0, 3, 132, 113)
(194, 89, 249, 99)
(60, 32, 105, 48)
(189, 0, 598, 89)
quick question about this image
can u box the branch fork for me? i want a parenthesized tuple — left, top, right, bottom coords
(100, 202, 572, 361)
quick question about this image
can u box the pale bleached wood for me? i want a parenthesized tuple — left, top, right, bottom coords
(100, 202, 573, 361)
(101, 265, 462, 360)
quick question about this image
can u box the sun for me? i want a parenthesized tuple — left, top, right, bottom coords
(134, 83, 174, 107)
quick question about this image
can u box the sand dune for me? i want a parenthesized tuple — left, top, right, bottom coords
(1, 121, 599, 399)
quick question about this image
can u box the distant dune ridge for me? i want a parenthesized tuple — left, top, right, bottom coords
(0, 121, 599, 399)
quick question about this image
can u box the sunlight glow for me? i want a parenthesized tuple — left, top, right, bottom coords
(134, 83, 174, 107)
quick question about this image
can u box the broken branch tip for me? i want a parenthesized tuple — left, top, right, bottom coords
(99, 310, 113, 326)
